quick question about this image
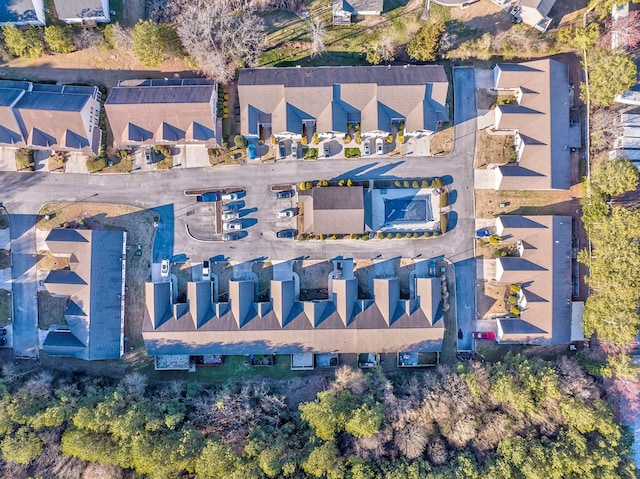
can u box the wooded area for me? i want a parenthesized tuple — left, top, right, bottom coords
(0, 355, 634, 479)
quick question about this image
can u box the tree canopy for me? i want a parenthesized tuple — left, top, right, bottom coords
(583, 48, 637, 107)
(2, 23, 44, 58)
(0, 360, 634, 478)
(131, 19, 181, 67)
(406, 21, 445, 62)
(177, 0, 266, 84)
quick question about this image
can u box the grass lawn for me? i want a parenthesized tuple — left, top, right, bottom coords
(0, 290, 11, 327)
(475, 189, 577, 219)
(258, 0, 424, 67)
(137, 354, 321, 384)
(37, 291, 67, 329)
(430, 124, 454, 156)
(475, 130, 515, 168)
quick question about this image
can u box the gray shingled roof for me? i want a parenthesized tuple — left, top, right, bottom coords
(239, 66, 449, 136)
(142, 270, 446, 356)
(495, 215, 572, 345)
(42, 229, 125, 360)
(303, 186, 365, 235)
(53, 0, 106, 20)
(0, 0, 44, 24)
(104, 79, 218, 147)
(493, 59, 570, 190)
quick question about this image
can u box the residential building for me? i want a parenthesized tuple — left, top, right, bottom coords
(493, 215, 573, 345)
(41, 229, 127, 360)
(142, 265, 445, 366)
(104, 78, 219, 149)
(0, 0, 45, 26)
(490, 59, 579, 190)
(510, 0, 556, 32)
(0, 80, 102, 154)
(300, 186, 365, 235)
(332, 0, 383, 24)
(53, 0, 110, 24)
(238, 65, 449, 142)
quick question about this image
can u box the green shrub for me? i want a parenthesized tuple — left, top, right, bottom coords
(412, 180, 419, 188)
(330, 234, 338, 240)
(234, 135, 248, 149)
(86, 156, 107, 173)
(510, 284, 521, 293)
(44, 25, 74, 53)
(508, 295, 518, 304)
(132, 19, 180, 67)
(407, 21, 445, 61)
(440, 191, 448, 208)
(405, 233, 412, 238)
(432, 231, 440, 237)
(344, 134, 351, 143)
(304, 148, 318, 160)
(394, 181, 402, 187)
(346, 179, 353, 187)
(395, 233, 402, 239)
(386, 134, 393, 144)
(312, 132, 319, 144)
(338, 179, 345, 186)
(378, 233, 384, 239)
(423, 232, 432, 238)
(440, 213, 448, 233)
(432, 177, 443, 188)
(361, 235, 369, 241)
(403, 180, 410, 188)
(344, 148, 361, 158)
(510, 306, 521, 316)
(421, 179, 429, 188)
(351, 234, 359, 239)
(387, 233, 394, 239)
(319, 234, 326, 240)
(413, 232, 419, 238)
(299, 182, 307, 191)
(489, 235, 501, 245)
(305, 182, 313, 189)
(3, 23, 44, 58)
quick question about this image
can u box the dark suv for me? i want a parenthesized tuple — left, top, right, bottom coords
(275, 190, 294, 199)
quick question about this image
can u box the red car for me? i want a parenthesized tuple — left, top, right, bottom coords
(472, 331, 496, 340)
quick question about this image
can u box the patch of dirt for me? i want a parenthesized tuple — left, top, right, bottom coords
(0, 49, 194, 90)
(449, 0, 513, 36)
(430, 125, 454, 156)
(474, 189, 580, 219)
(475, 130, 515, 168)
(37, 291, 68, 329)
(36, 202, 158, 351)
(36, 250, 69, 271)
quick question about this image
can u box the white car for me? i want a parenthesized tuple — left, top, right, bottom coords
(363, 141, 371, 155)
(376, 138, 384, 155)
(221, 211, 239, 221)
(223, 222, 243, 231)
(277, 210, 294, 218)
(160, 259, 170, 277)
(221, 193, 239, 202)
(291, 143, 298, 160)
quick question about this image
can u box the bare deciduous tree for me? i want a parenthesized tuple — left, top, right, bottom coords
(104, 23, 132, 50)
(72, 29, 107, 50)
(24, 371, 54, 398)
(394, 424, 428, 459)
(603, 10, 640, 50)
(332, 365, 367, 395)
(309, 17, 326, 58)
(177, 0, 266, 84)
(122, 372, 148, 396)
(426, 436, 448, 465)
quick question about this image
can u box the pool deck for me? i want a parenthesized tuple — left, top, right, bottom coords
(369, 188, 440, 232)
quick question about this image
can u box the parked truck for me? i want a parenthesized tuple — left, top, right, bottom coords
(196, 193, 218, 202)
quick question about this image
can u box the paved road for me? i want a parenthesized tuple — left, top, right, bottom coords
(9, 214, 39, 358)
(452, 67, 478, 351)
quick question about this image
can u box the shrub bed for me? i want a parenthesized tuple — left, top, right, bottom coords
(15, 148, 35, 171)
(344, 148, 361, 158)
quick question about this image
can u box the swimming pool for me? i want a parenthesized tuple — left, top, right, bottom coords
(384, 196, 433, 223)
